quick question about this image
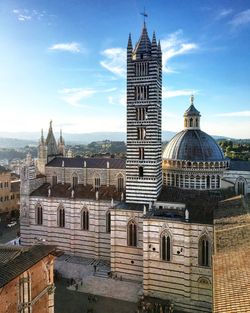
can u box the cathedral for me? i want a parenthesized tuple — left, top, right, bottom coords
(20, 23, 250, 313)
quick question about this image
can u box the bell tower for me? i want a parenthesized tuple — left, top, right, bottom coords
(125, 23, 162, 204)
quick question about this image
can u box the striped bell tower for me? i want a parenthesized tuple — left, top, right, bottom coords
(126, 23, 162, 204)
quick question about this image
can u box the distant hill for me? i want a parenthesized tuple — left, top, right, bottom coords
(0, 131, 240, 149)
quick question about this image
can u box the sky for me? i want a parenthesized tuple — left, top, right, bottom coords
(0, 0, 250, 138)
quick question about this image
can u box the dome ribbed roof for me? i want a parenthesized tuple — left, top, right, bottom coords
(163, 129, 225, 161)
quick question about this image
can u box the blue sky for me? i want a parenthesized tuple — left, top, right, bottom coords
(0, 0, 250, 138)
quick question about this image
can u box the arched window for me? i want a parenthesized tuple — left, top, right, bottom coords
(72, 174, 78, 189)
(117, 174, 124, 192)
(81, 208, 89, 230)
(58, 206, 65, 228)
(199, 235, 210, 267)
(94, 176, 100, 191)
(106, 211, 111, 233)
(236, 177, 246, 195)
(36, 204, 43, 225)
(161, 233, 171, 261)
(139, 166, 144, 177)
(127, 220, 137, 247)
(206, 176, 210, 189)
(189, 118, 193, 127)
(52, 175, 57, 186)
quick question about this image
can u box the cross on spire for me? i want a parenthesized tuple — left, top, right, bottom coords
(140, 7, 148, 24)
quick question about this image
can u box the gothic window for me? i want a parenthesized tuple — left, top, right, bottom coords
(52, 175, 57, 186)
(137, 128, 146, 140)
(58, 206, 65, 228)
(139, 147, 144, 159)
(117, 174, 124, 192)
(36, 204, 43, 225)
(198, 235, 210, 267)
(136, 107, 147, 120)
(161, 233, 171, 261)
(206, 176, 210, 189)
(127, 220, 137, 247)
(72, 175, 78, 189)
(81, 208, 89, 230)
(135, 62, 148, 76)
(134, 85, 149, 101)
(139, 166, 144, 177)
(94, 176, 100, 191)
(106, 211, 111, 233)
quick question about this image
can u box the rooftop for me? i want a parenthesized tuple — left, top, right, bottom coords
(47, 157, 125, 169)
(157, 187, 235, 224)
(31, 183, 123, 201)
(213, 246, 250, 313)
(229, 160, 250, 171)
(0, 245, 55, 288)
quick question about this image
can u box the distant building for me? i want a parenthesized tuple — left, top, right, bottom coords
(37, 122, 65, 175)
(0, 165, 20, 215)
(0, 244, 56, 313)
(20, 22, 250, 313)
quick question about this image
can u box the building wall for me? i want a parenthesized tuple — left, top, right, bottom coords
(143, 219, 213, 313)
(222, 170, 250, 194)
(110, 208, 144, 282)
(0, 171, 20, 214)
(21, 196, 112, 260)
(45, 166, 126, 189)
(0, 254, 55, 313)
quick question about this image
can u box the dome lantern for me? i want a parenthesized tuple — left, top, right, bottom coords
(184, 95, 201, 130)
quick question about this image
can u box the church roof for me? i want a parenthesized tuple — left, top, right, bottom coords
(46, 157, 126, 169)
(184, 104, 200, 116)
(156, 186, 235, 224)
(31, 183, 123, 201)
(229, 160, 250, 171)
(163, 129, 225, 161)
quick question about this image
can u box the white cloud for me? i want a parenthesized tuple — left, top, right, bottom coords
(216, 111, 250, 117)
(12, 8, 48, 22)
(216, 8, 233, 20)
(229, 9, 250, 28)
(161, 30, 199, 73)
(49, 42, 82, 53)
(162, 87, 197, 99)
(59, 87, 117, 107)
(59, 88, 96, 107)
(100, 48, 126, 77)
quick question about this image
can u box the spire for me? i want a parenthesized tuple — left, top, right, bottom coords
(46, 120, 58, 156)
(40, 128, 44, 143)
(133, 22, 151, 58)
(152, 31, 157, 46)
(151, 31, 157, 56)
(158, 40, 161, 52)
(127, 33, 132, 49)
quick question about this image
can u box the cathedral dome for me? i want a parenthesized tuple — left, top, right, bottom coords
(163, 95, 225, 162)
(163, 129, 225, 162)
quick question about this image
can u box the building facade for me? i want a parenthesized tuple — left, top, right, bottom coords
(19, 22, 250, 313)
(0, 165, 20, 215)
